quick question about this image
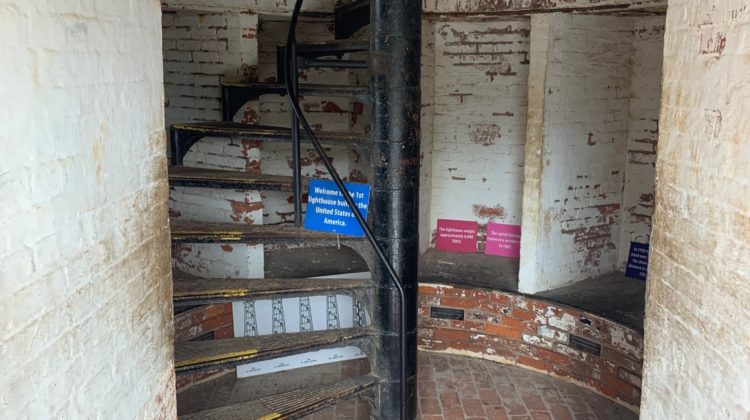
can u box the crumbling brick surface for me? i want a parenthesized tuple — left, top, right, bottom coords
(418, 284, 644, 412)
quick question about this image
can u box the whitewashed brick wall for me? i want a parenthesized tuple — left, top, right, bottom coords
(419, 19, 437, 254)
(0, 1, 174, 418)
(162, 10, 259, 126)
(422, 0, 666, 14)
(521, 14, 636, 293)
(641, 0, 750, 417)
(618, 16, 665, 268)
(426, 17, 531, 249)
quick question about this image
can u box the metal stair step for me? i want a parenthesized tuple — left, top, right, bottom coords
(173, 277, 370, 306)
(170, 122, 368, 165)
(221, 82, 369, 98)
(170, 220, 364, 243)
(171, 123, 366, 145)
(286, 40, 369, 57)
(174, 328, 371, 374)
(275, 40, 369, 78)
(221, 83, 369, 121)
(180, 374, 377, 420)
(168, 167, 306, 191)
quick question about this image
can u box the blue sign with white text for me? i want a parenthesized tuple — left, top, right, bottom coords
(304, 179, 370, 237)
(625, 242, 649, 281)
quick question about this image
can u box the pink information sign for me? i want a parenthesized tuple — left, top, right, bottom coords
(436, 219, 478, 253)
(485, 223, 522, 258)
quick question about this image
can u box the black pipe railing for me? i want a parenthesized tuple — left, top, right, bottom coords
(283, 0, 408, 418)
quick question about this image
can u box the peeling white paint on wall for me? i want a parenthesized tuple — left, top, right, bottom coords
(641, 0, 750, 417)
(0, 0, 175, 417)
(427, 17, 530, 244)
(618, 16, 664, 268)
(519, 13, 664, 293)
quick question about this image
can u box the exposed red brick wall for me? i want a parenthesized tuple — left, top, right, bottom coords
(174, 304, 235, 390)
(174, 303, 234, 342)
(418, 284, 643, 412)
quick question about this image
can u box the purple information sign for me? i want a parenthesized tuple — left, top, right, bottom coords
(436, 219, 478, 253)
(485, 223, 522, 258)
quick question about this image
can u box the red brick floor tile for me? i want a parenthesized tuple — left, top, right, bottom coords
(496, 385, 519, 399)
(479, 388, 503, 406)
(457, 381, 479, 396)
(421, 398, 442, 416)
(504, 399, 529, 416)
(439, 390, 462, 408)
(462, 398, 486, 417)
(485, 405, 510, 420)
(443, 406, 466, 419)
(419, 381, 439, 398)
(529, 411, 553, 420)
(549, 404, 574, 420)
(522, 394, 547, 411)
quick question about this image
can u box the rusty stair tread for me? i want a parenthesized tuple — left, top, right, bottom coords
(174, 328, 371, 374)
(173, 277, 370, 306)
(285, 39, 369, 55)
(171, 122, 367, 145)
(179, 374, 377, 420)
(169, 167, 307, 191)
(221, 82, 369, 98)
(170, 220, 364, 243)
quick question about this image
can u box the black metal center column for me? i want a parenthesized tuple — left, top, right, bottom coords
(369, 0, 421, 419)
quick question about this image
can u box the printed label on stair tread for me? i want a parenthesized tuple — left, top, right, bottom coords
(485, 223, 521, 258)
(304, 179, 370, 237)
(436, 219, 478, 253)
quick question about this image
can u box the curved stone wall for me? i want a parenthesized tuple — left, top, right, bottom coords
(418, 283, 643, 412)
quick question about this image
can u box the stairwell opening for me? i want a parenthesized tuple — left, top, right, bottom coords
(162, 3, 385, 418)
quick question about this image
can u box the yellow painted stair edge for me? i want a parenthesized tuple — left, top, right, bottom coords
(175, 349, 259, 368)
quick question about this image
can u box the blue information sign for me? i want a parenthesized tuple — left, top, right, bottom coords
(304, 179, 370, 237)
(625, 242, 649, 281)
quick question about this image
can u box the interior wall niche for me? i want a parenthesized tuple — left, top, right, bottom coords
(419, 16, 531, 289)
(519, 13, 665, 294)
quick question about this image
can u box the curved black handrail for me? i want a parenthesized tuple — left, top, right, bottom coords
(283, 1, 408, 419)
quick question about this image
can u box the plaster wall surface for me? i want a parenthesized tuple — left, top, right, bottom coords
(640, 0, 750, 418)
(520, 14, 635, 293)
(0, 0, 175, 417)
(427, 17, 531, 250)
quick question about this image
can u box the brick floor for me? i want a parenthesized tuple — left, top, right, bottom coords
(181, 351, 636, 419)
(415, 352, 636, 420)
